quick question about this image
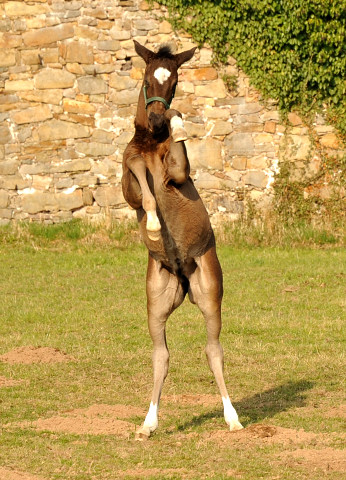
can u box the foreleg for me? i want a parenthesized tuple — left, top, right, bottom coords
(124, 154, 161, 241)
(163, 110, 190, 185)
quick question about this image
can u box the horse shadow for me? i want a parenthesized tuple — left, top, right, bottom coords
(176, 380, 314, 431)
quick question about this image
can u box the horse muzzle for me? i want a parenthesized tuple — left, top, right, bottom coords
(148, 111, 166, 134)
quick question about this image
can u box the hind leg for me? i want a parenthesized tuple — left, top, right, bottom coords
(188, 247, 243, 432)
(136, 255, 186, 440)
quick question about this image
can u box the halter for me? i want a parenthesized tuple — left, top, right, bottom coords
(143, 84, 174, 110)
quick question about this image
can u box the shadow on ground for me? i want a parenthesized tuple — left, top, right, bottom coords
(176, 380, 314, 431)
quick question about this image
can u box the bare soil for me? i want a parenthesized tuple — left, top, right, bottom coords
(0, 376, 24, 387)
(16, 404, 145, 438)
(0, 467, 47, 480)
(0, 346, 74, 364)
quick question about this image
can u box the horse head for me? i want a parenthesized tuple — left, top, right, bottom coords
(134, 40, 196, 135)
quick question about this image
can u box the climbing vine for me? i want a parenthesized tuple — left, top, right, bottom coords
(155, 0, 346, 137)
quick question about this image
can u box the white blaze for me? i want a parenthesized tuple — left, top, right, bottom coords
(154, 67, 171, 85)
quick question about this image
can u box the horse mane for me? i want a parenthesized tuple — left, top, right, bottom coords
(156, 44, 175, 59)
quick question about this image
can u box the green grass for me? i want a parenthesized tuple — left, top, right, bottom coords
(0, 222, 345, 479)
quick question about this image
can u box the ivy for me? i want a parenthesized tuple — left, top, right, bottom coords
(155, 0, 346, 137)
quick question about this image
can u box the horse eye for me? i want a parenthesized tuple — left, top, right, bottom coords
(144, 79, 150, 87)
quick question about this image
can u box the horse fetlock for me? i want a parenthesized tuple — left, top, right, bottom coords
(170, 115, 188, 143)
(146, 210, 161, 241)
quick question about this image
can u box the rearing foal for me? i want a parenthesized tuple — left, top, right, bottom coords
(122, 40, 243, 440)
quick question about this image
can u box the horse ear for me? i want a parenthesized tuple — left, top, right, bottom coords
(134, 40, 154, 64)
(175, 47, 197, 68)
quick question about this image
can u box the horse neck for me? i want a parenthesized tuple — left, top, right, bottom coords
(135, 88, 148, 130)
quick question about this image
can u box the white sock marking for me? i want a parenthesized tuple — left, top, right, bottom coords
(154, 67, 171, 85)
(146, 210, 160, 232)
(222, 396, 239, 425)
(170, 115, 184, 130)
(143, 402, 158, 432)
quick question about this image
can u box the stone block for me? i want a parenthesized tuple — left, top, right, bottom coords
(64, 42, 94, 64)
(23, 23, 74, 47)
(204, 107, 230, 120)
(253, 133, 273, 144)
(247, 155, 269, 169)
(195, 172, 236, 190)
(109, 89, 139, 105)
(97, 40, 120, 51)
(231, 157, 247, 170)
(186, 138, 223, 170)
(0, 49, 16, 67)
(21, 191, 58, 214)
(82, 188, 94, 206)
(37, 120, 90, 141)
(225, 133, 255, 155)
(320, 133, 340, 149)
(110, 27, 131, 40)
(109, 72, 137, 90)
(63, 99, 96, 115)
(243, 171, 268, 188)
(288, 112, 303, 126)
(195, 79, 227, 98)
(285, 135, 312, 160)
(57, 189, 84, 211)
(5, 1, 49, 17)
(133, 19, 157, 31)
(5, 80, 34, 92)
(77, 76, 108, 94)
(264, 121, 276, 134)
(76, 142, 116, 157)
(35, 68, 75, 89)
(180, 67, 218, 82)
(50, 158, 91, 173)
(11, 105, 52, 125)
(210, 121, 233, 136)
(0, 160, 18, 175)
(185, 121, 206, 138)
(19, 89, 63, 105)
(0, 189, 9, 208)
(0, 33, 22, 49)
(0, 126, 12, 144)
(94, 185, 124, 206)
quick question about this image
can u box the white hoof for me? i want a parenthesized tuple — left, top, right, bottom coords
(146, 210, 161, 241)
(228, 419, 244, 432)
(135, 425, 151, 441)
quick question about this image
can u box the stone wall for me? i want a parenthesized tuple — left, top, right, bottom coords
(0, 0, 343, 225)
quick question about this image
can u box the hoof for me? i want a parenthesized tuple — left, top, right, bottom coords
(147, 228, 161, 241)
(135, 425, 151, 441)
(172, 127, 188, 143)
(229, 419, 244, 432)
(146, 210, 161, 241)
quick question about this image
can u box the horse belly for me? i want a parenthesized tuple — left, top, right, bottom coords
(156, 183, 213, 260)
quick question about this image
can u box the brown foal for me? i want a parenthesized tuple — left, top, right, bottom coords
(122, 40, 243, 440)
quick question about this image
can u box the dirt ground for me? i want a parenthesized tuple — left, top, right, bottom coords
(1, 346, 345, 479)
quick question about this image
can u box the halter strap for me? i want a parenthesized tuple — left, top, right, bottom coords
(143, 85, 172, 110)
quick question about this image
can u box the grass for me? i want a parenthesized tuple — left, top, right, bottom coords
(0, 221, 345, 479)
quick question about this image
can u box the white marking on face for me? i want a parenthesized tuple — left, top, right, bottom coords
(154, 67, 171, 85)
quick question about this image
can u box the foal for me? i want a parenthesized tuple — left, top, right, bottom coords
(122, 40, 243, 440)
